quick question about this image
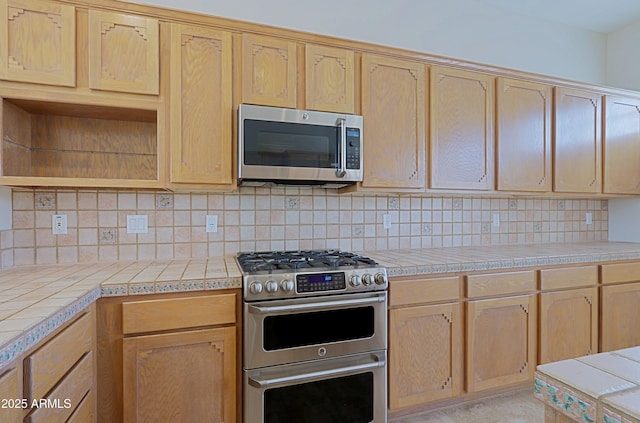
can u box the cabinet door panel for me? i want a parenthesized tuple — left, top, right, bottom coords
(89, 10, 159, 95)
(0, 0, 75, 86)
(601, 282, 640, 351)
(169, 24, 233, 185)
(361, 54, 426, 190)
(242, 34, 296, 108)
(0, 367, 21, 423)
(305, 44, 354, 113)
(539, 287, 598, 364)
(389, 302, 462, 409)
(554, 88, 602, 193)
(497, 78, 551, 192)
(604, 96, 640, 194)
(430, 66, 494, 190)
(123, 327, 235, 423)
(466, 295, 536, 392)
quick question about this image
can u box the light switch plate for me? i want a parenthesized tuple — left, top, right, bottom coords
(383, 213, 392, 229)
(206, 215, 218, 233)
(127, 215, 148, 234)
(492, 213, 500, 227)
(586, 212, 593, 225)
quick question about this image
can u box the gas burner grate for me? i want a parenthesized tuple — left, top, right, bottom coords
(236, 249, 378, 274)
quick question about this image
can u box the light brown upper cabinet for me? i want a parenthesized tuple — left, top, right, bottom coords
(88, 10, 159, 95)
(360, 54, 426, 191)
(430, 66, 494, 190)
(554, 88, 602, 193)
(304, 44, 355, 113)
(168, 23, 233, 188)
(603, 95, 640, 194)
(496, 78, 551, 192)
(242, 34, 297, 108)
(0, 0, 75, 86)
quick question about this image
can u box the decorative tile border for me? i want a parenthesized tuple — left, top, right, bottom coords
(129, 283, 155, 295)
(101, 284, 129, 297)
(534, 374, 597, 423)
(603, 407, 636, 423)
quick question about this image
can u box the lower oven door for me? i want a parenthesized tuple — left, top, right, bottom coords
(244, 291, 387, 369)
(244, 350, 387, 423)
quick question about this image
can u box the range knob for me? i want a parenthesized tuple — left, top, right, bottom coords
(349, 274, 362, 287)
(374, 273, 387, 285)
(281, 279, 295, 292)
(249, 281, 263, 295)
(265, 280, 279, 293)
(362, 273, 374, 286)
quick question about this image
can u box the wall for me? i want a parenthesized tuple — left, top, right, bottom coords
(5, 188, 608, 266)
(0, 187, 12, 269)
(139, 0, 608, 85)
(607, 21, 640, 90)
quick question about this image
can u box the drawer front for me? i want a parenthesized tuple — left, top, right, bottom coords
(25, 311, 93, 401)
(540, 266, 598, 290)
(466, 271, 536, 298)
(66, 388, 95, 423)
(602, 262, 640, 284)
(390, 276, 460, 307)
(122, 293, 236, 335)
(25, 351, 93, 423)
(0, 367, 21, 423)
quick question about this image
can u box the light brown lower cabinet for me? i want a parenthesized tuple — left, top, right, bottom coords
(97, 290, 239, 423)
(388, 276, 462, 410)
(601, 262, 640, 351)
(122, 327, 235, 422)
(538, 266, 598, 364)
(0, 366, 21, 423)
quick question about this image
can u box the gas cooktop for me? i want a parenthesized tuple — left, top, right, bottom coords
(236, 249, 378, 274)
(237, 250, 387, 301)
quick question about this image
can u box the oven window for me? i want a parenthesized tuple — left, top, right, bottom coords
(263, 306, 374, 350)
(264, 372, 374, 423)
(244, 120, 338, 168)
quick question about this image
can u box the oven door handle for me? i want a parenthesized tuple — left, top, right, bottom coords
(248, 359, 385, 389)
(247, 294, 384, 314)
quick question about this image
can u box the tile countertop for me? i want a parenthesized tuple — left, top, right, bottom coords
(2, 241, 640, 372)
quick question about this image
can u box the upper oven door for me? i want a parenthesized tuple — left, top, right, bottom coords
(238, 104, 363, 183)
(244, 291, 387, 370)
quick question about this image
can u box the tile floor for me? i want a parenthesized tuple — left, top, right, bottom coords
(391, 390, 544, 423)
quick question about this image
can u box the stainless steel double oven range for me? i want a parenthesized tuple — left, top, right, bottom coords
(238, 250, 388, 423)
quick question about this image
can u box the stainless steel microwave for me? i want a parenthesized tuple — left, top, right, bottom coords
(238, 104, 363, 187)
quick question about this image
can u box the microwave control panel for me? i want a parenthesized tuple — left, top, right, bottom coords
(346, 128, 361, 170)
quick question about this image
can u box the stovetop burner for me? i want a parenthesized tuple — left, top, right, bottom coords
(237, 249, 378, 274)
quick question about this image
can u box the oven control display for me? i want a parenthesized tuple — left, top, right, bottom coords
(296, 272, 346, 293)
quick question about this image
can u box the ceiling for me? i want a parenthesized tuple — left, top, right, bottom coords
(479, 0, 640, 33)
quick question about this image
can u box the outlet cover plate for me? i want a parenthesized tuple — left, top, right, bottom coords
(127, 215, 148, 234)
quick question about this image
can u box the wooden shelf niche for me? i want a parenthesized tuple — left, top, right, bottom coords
(1, 97, 160, 187)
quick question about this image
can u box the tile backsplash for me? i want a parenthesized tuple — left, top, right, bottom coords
(1, 187, 608, 268)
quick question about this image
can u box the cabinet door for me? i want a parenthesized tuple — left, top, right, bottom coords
(304, 44, 355, 113)
(0, 367, 21, 423)
(169, 24, 233, 186)
(601, 282, 640, 351)
(554, 88, 602, 193)
(603, 96, 640, 194)
(0, 0, 75, 86)
(430, 66, 494, 190)
(242, 34, 296, 108)
(360, 54, 426, 190)
(88, 10, 159, 95)
(389, 302, 462, 410)
(123, 327, 236, 423)
(539, 287, 598, 364)
(496, 78, 551, 192)
(466, 294, 536, 392)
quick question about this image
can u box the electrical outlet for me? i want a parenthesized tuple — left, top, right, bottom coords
(586, 212, 593, 225)
(52, 214, 67, 235)
(127, 215, 148, 234)
(383, 213, 392, 229)
(206, 215, 218, 233)
(492, 213, 500, 227)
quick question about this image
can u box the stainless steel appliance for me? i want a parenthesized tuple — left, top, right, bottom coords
(238, 250, 388, 423)
(238, 104, 363, 187)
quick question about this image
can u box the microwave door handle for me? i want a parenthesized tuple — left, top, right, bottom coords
(336, 117, 347, 177)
